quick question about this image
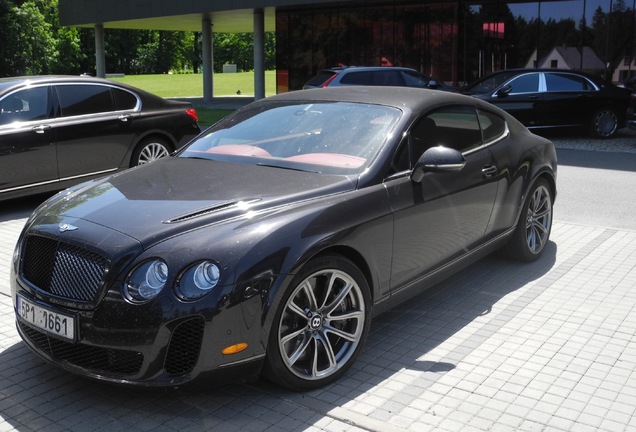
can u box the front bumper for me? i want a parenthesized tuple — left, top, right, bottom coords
(13, 285, 265, 387)
(10, 214, 270, 387)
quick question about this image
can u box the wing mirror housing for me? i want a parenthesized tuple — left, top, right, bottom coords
(495, 85, 512, 97)
(427, 80, 439, 89)
(411, 146, 466, 183)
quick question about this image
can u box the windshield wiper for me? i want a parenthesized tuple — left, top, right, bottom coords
(256, 162, 320, 173)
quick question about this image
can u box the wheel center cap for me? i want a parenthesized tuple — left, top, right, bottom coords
(309, 314, 323, 330)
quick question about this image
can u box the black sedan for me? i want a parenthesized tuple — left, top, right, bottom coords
(461, 69, 631, 138)
(11, 87, 557, 390)
(0, 75, 200, 201)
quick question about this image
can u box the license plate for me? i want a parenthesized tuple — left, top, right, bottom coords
(17, 295, 76, 341)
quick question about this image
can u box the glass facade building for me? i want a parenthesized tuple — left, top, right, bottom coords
(276, 0, 636, 91)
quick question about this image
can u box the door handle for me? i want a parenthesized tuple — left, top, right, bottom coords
(118, 114, 133, 122)
(482, 165, 497, 177)
(31, 125, 51, 134)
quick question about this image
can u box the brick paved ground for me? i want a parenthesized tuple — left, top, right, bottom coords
(1, 133, 635, 431)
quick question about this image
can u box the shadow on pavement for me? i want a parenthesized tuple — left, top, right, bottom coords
(0, 241, 557, 431)
(0, 194, 52, 223)
(555, 147, 636, 172)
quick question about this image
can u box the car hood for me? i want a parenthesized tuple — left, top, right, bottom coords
(41, 157, 356, 248)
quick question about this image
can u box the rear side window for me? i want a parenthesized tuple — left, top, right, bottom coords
(112, 88, 138, 110)
(56, 84, 115, 117)
(372, 71, 404, 86)
(0, 87, 49, 125)
(477, 109, 508, 143)
(340, 71, 374, 85)
(507, 73, 540, 94)
(341, 71, 405, 86)
(545, 73, 595, 92)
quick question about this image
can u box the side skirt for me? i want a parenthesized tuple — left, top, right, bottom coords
(372, 227, 515, 318)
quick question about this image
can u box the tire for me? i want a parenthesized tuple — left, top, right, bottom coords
(503, 178, 553, 262)
(590, 108, 618, 138)
(264, 254, 371, 390)
(131, 137, 172, 166)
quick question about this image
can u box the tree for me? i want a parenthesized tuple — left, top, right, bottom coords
(0, 0, 55, 76)
(0, 1, 276, 77)
(591, 1, 635, 77)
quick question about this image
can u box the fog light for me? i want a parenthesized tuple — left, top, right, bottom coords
(222, 343, 248, 355)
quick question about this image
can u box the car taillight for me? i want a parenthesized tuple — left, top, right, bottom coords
(186, 108, 198, 123)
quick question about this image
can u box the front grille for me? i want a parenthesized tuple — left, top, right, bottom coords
(22, 235, 107, 303)
(165, 317, 205, 375)
(19, 321, 143, 375)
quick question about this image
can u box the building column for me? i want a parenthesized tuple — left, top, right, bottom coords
(202, 16, 214, 102)
(95, 24, 105, 78)
(253, 8, 266, 100)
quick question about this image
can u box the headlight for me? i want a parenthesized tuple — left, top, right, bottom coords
(123, 259, 168, 302)
(177, 261, 220, 301)
(12, 241, 22, 271)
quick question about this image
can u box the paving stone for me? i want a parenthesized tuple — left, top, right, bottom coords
(1, 134, 636, 430)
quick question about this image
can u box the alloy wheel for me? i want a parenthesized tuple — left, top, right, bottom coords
(277, 269, 366, 381)
(525, 184, 552, 255)
(137, 142, 170, 165)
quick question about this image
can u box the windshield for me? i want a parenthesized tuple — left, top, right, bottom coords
(179, 101, 401, 175)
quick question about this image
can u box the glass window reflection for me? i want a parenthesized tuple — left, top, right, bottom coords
(276, 1, 635, 91)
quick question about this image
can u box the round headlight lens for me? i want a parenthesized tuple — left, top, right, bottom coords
(124, 260, 168, 302)
(177, 261, 220, 301)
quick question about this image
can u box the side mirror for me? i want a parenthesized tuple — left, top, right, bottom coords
(495, 85, 512, 97)
(411, 146, 466, 183)
(427, 80, 439, 89)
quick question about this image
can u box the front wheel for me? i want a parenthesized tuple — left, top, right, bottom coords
(131, 137, 172, 166)
(590, 108, 619, 138)
(264, 254, 371, 390)
(502, 178, 553, 262)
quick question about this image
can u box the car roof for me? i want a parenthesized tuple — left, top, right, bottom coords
(0, 75, 161, 100)
(260, 86, 491, 114)
(323, 66, 417, 73)
(480, 68, 603, 81)
(0, 75, 115, 87)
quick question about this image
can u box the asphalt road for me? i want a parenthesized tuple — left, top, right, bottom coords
(553, 144, 636, 232)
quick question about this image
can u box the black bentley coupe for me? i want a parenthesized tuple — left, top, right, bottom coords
(12, 87, 556, 390)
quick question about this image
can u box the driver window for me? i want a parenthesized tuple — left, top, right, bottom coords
(507, 73, 540, 94)
(390, 104, 482, 173)
(0, 87, 49, 125)
(410, 105, 482, 159)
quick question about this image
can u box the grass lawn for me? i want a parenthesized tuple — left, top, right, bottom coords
(109, 71, 277, 98)
(109, 71, 276, 126)
(195, 108, 236, 126)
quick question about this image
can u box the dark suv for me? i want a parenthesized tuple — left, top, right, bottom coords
(303, 66, 455, 91)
